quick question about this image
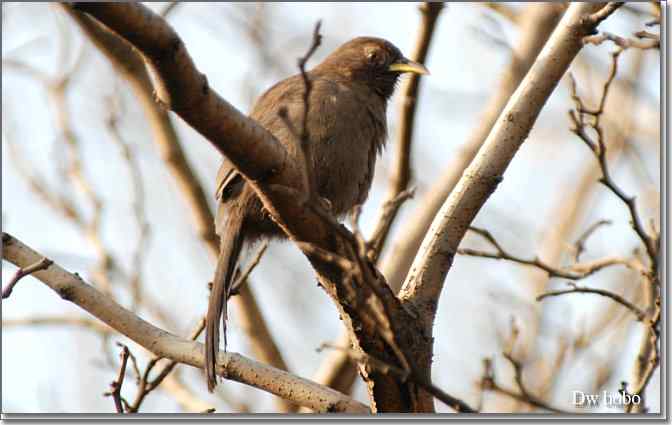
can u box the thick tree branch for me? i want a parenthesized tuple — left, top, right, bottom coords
(61, 6, 294, 411)
(1, 232, 369, 414)
(382, 3, 565, 293)
(68, 3, 450, 412)
(314, 1, 443, 399)
(69, 3, 287, 183)
(398, 2, 618, 329)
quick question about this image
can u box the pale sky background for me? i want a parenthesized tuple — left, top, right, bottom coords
(2, 2, 662, 414)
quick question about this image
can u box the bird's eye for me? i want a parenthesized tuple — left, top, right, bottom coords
(367, 50, 380, 63)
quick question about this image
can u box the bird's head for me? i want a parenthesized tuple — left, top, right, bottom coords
(315, 36, 429, 100)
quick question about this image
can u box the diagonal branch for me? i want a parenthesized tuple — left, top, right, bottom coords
(67, 4, 287, 183)
(65, 3, 465, 412)
(2, 257, 53, 299)
(573, 219, 612, 261)
(1, 232, 369, 414)
(313, 2, 444, 398)
(61, 6, 293, 411)
(398, 2, 620, 328)
(381, 3, 565, 293)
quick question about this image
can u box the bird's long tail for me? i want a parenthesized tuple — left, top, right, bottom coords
(205, 213, 244, 392)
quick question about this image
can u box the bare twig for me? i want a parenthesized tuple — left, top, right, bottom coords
(294, 20, 322, 201)
(573, 219, 612, 261)
(103, 344, 130, 413)
(501, 352, 569, 414)
(568, 49, 658, 270)
(125, 318, 206, 413)
(2, 257, 53, 299)
(481, 325, 571, 414)
(368, 188, 416, 261)
(459, 226, 642, 280)
(567, 38, 660, 413)
(537, 282, 646, 321)
(584, 31, 660, 50)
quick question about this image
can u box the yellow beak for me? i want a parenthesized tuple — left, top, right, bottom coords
(388, 58, 430, 75)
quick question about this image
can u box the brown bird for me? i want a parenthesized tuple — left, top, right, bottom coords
(205, 36, 428, 391)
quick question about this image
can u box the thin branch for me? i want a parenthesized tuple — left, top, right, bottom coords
(584, 31, 660, 50)
(2, 257, 53, 299)
(573, 219, 612, 261)
(103, 344, 130, 413)
(567, 38, 660, 413)
(481, 356, 570, 414)
(296, 20, 322, 201)
(459, 226, 642, 280)
(481, 324, 571, 414)
(568, 49, 658, 270)
(125, 318, 205, 413)
(626, 296, 661, 412)
(537, 282, 646, 321)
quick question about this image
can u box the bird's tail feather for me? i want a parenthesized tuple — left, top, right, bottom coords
(205, 214, 244, 392)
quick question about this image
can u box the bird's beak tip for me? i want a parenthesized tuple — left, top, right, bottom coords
(388, 58, 430, 76)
